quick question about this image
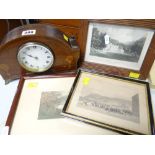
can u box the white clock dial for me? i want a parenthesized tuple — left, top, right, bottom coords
(17, 42, 54, 72)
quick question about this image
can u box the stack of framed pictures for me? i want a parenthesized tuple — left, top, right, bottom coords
(6, 69, 154, 135)
(6, 74, 120, 134)
(81, 20, 155, 80)
(73, 20, 155, 134)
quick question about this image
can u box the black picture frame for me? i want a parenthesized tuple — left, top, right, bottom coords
(62, 68, 155, 135)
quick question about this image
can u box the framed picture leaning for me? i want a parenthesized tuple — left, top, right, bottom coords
(81, 20, 155, 79)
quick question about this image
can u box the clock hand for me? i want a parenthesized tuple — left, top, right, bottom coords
(33, 56, 39, 60)
(34, 56, 39, 60)
(24, 53, 39, 60)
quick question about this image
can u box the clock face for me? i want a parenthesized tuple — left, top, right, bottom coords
(17, 42, 54, 72)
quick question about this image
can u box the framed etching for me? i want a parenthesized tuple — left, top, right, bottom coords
(62, 69, 155, 134)
(6, 74, 119, 135)
(6, 74, 75, 134)
(81, 20, 155, 80)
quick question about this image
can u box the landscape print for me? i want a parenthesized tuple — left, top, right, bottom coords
(38, 91, 68, 120)
(90, 24, 150, 62)
(78, 92, 140, 123)
(77, 75, 140, 123)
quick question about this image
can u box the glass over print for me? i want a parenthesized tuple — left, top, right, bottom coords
(85, 23, 154, 70)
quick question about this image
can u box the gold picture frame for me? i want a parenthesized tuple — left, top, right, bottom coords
(62, 69, 154, 135)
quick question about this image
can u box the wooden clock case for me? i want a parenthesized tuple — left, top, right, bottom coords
(0, 24, 80, 84)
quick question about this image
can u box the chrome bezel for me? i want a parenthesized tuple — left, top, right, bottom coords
(17, 42, 54, 72)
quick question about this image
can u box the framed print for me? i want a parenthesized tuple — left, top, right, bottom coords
(81, 20, 155, 80)
(6, 74, 119, 135)
(62, 69, 155, 135)
(85, 23, 154, 70)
